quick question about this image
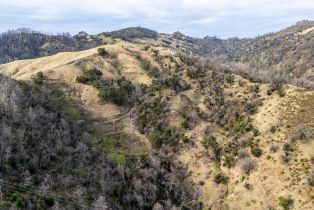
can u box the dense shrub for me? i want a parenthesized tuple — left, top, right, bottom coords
(214, 173, 229, 185)
(141, 58, 151, 71)
(137, 99, 167, 134)
(201, 136, 222, 161)
(308, 174, 314, 187)
(223, 155, 237, 168)
(268, 80, 285, 97)
(187, 67, 205, 79)
(76, 68, 103, 84)
(32, 71, 45, 86)
(97, 47, 108, 56)
(232, 117, 248, 132)
(251, 146, 263, 157)
(99, 87, 127, 106)
(139, 58, 161, 77)
(99, 77, 136, 106)
(10, 193, 26, 208)
(150, 128, 182, 148)
(225, 73, 235, 84)
(278, 196, 294, 210)
(41, 196, 54, 207)
(163, 74, 189, 92)
(283, 143, 294, 152)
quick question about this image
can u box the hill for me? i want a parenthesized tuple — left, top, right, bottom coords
(0, 29, 103, 64)
(0, 27, 157, 65)
(0, 38, 313, 209)
(165, 20, 314, 88)
(2, 21, 314, 90)
(102, 27, 158, 40)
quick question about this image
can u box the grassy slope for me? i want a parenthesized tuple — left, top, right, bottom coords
(0, 40, 313, 210)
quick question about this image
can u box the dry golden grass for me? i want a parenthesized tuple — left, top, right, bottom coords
(298, 26, 314, 35)
(0, 41, 157, 155)
(1, 40, 313, 210)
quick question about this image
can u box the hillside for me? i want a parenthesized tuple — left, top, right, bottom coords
(0, 27, 158, 65)
(0, 39, 313, 210)
(0, 29, 104, 64)
(163, 20, 314, 88)
(2, 21, 314, 90)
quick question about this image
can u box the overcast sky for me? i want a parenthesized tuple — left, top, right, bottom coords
(0, 0, 314, 38)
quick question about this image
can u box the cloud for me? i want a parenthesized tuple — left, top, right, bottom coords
(189, 17, 219, 25)
(0, 0, 313, 37)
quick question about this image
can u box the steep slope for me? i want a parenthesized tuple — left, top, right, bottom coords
(0, 42, 202, 209)
(0, 39, 313, 210)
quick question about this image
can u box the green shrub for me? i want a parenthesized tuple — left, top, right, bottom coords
(198, 180, 205, 186)
(181, 120, 189, 129)
(244, 183, 253, 190)
(98, 77, 136, 106)
(270, 126, 276, 133)
(251, 146, 263, 157)
(150, 128, 181, 148)
(308, 174, 314, 186)
(64, 106, 81, 120)
(187, 68, 205, 79)
(214, 173, 229, 185)
(278, 196, 294, 210)
(99, 87, 126, 106)
(223, 155, 237, 168)
(41, 196, 54, 207)
(233, 117, 248, 132)
(95, 135, 119, 153)
(140, 59, 151, 71)
(0, 201, 11, 209)
(225, 73, 235, 84)
(10, 193, 26, 208)
(269, 81, 285, 97)
(108, 153, 126, 165)
(164, 74, 182, 90)
(76, 68, 103, 84)
(202, 136, 221, 161)
(97, 47, 108, 56)
(0, 162, 7, 173)
(283, 143, 294, 152)
(244, 101, 258, 115)
(32, 71, 45, 86)
(138, 114, 148, 134)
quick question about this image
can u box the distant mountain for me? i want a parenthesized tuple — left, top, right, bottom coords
(102, 27, 158, 40)
(0, 29, 103, 64)
(169, 20, 314, 85)
(0, 27, 158, 64)
(1, 21, 314, 86)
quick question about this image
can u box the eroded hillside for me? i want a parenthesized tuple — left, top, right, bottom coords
(0, 39, 313, 210)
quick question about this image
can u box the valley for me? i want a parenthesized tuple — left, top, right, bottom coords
(0, 25, 313, 210)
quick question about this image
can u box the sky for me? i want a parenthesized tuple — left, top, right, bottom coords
(0, 0, 314, 38)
